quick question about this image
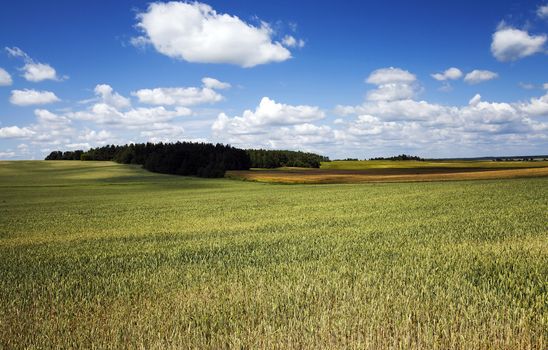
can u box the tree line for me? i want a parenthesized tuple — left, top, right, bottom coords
(46, 142, 250, 178)
(246, 149, 329, 168)
(369, 154, 424, 161)
(45, 150, 84, 160)
(45, 143, 330, 177)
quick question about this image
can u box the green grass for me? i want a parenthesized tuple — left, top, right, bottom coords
(1, 161, 547, 349)
(321, 159, 548, 170)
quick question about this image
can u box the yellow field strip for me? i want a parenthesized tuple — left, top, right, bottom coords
(227, 167, 548, 184)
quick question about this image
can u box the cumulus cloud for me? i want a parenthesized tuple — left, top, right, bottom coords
(464, 70, 498, 84)
(211, 97, 332, 152)
(133, 1, 292, 67)
(328, 66, 548, 157)
(431, 67, 463, 81)
(5, 47, 65, 82)
(518, 91, 548, 116)
(140, 123, 185, 143)
(22, 63, 59, 82)
(212, 97, 325, 135)
(365, 67, 419, 101)
(0, 126, 35, 138)
(10, 89, 60, 106)
(366, 67, 416, 85)
(201, 77, 231, 89)
(0, 68, 12, 86)
(0, 82, 202, 156)
(133, 77, 228, 106)
(134, 87, 222, 106)
(34, 109, 71, 127)
(79, 129, 113, 143)
(69, 103, 191, 126)
(490, 26, 546, 61)
(94, 84, 131, 109)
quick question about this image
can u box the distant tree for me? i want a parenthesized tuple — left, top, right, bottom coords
(370, 154, 424, 161)
(45, 150, 83, 160)
(246, 149, 329, 168)
(45, 151, 63, 160)
(63, 142, 251, 178)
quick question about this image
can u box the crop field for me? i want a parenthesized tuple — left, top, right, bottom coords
(1, 161, 547, 349)
(228, 160, 548, 184)
(321, 159, 548, 170)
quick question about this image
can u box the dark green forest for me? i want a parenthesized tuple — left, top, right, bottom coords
(45, 143, 329, 177)
(47, 143, 248, 177)
(247, 149, 329, 168)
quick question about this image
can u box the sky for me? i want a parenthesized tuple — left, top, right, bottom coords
(0, 0, 547, 160)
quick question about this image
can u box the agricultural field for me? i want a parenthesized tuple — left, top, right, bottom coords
(1, 161, 547, 349)
(228, 159, 548, 184)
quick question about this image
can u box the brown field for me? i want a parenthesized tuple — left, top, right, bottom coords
(227, 166, 548, 184)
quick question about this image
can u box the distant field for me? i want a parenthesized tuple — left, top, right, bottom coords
(228, 160, 548, 183)
(321, 159, 548, 170)
(1, 161, 547, 349)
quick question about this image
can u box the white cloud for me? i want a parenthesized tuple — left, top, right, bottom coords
(0, 68, 12, 86)
(518, 91, 548, 116)
(10, 89, 60, 106)
(34, 109, 71, 127)
(4, 85, 194, 151)
(366, 67, 416, 85)
(22, 63, 59, 82)
(365, 67, 419, 101)
(282, 35, 305, 48)
(133, 1, 292, 67)
(329, 67, 548, 157)
(27, 109, 75, 145)
(367, 83, 418, 102)
(469, 94, 482, 107)
(94, 84, 131, 109)
(69, 103, 191, 126)
(431, 67, 463, 81)
(133, 77, 229, 106)
(80, 129, 113, 142)
(133, 87, 222, 106)
(538, 4, 548, 19)
(333, 95, 547, 157)
(212, 97, 325, 135)
(0, 126, 35, 138)
(211, 97, 330, 153)
(347, 99, 455, 123)
(201, 77, 231, 90)
(5, 47, 64, 82)
(491, 26, 547, 62)
(464, 70, 498, 84)
(0, 151, 16, 158)
(65, 143, 91, 150)
(140, 123, 185, 143)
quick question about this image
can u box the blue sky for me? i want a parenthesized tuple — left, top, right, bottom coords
(0, 0, 547, 159)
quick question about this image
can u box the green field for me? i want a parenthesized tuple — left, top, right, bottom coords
(1, 161, 547, 349)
